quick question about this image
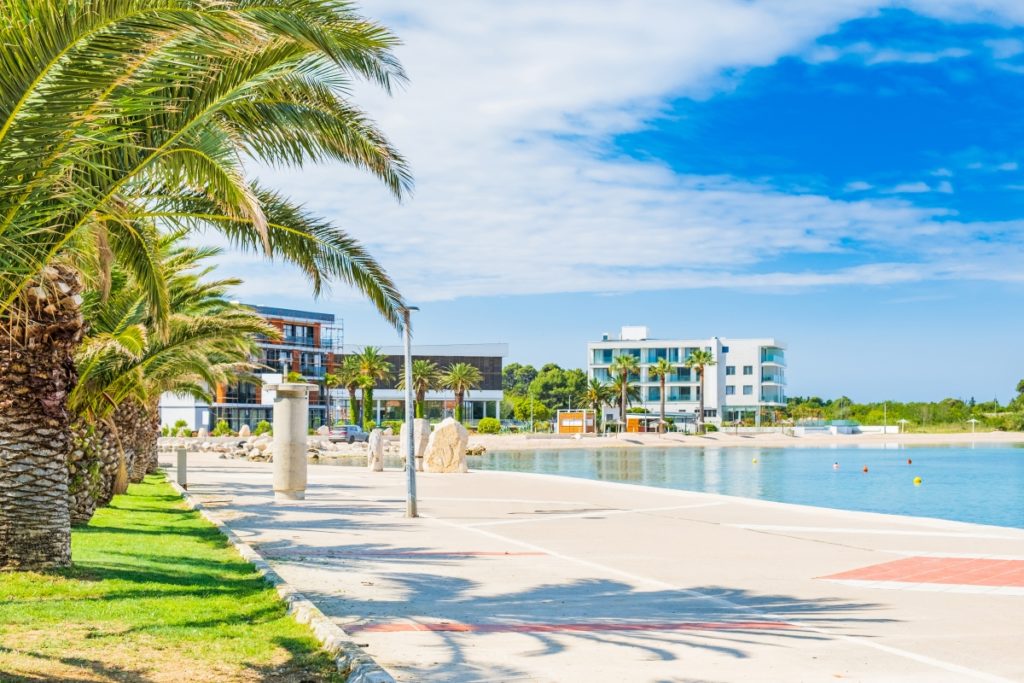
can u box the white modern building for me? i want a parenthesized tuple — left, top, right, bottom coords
(588, 326, 786, 426)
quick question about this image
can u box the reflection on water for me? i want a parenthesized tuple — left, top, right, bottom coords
(469, 446, 1024, 529)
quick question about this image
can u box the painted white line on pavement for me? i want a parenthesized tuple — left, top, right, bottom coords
(425, 515, 1017, 683)
(732, 524, 1018, 540)
(467, 502, 726, 527)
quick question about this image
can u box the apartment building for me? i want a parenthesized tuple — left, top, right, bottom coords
(158, 305, 341, 431)
(587, 326, 786, 426)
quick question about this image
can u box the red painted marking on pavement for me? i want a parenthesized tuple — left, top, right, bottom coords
(348, 620, 797, 634)
(822, 557, 1024, 587)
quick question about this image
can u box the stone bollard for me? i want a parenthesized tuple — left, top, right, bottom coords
(176, 448, 187, 489)
(272, 383, 311, 500)
(367, 428, 384, 472)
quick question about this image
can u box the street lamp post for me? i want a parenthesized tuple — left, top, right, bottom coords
(401, 306, 419, 518)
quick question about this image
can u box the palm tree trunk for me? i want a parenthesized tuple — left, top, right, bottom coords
(620, 374, 627, 428)
(415, 390, 424, 419)
(660, 377, 666, 433)
(114, 401, 150, 484)
(0, 265, 84, 570)
(347, 388, 358, 425)
(455, 391, 464, 422)
(697, 368, 705, 434)
(363, 387, 374, 427)
(68, 420, 120, 526)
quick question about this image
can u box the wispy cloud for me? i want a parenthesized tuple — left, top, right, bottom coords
(236, 1, 1024, 305)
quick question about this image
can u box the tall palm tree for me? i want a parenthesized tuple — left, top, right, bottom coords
(648, 358, 674, 433)
(684, 349, 716, 434)
(334, 356, 363, 425)
(398, 359, 439, 418)
(583, 378, 613, 433)
(610, 375, 641, 431)
(0, 1, 411, 570)
(609, 354, 640, 426)
(355, 346, 393, 427)
(440, 363, 483, 423)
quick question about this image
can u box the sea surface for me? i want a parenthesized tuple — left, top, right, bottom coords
(469, 444, 1024, 529)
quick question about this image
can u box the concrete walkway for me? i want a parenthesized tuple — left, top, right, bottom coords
(167, 452, 1024, 683)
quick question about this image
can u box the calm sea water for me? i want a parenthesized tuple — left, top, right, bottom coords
(469, 444, 1024, 529)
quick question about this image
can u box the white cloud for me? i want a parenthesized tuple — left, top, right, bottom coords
(241, 1, 1024, 305)
(844, 180, 874, 191)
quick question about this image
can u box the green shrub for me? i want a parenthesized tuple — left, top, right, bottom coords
(363, 420, 377, 432)
(477, 417, 501, 434)
(381, 420, 403, 432)
(254, 420, 272, 436)
(211, 419, 233, 437)
(704, 423, 718, 433)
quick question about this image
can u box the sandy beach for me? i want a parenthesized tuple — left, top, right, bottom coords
(469, 430, 1024, 451)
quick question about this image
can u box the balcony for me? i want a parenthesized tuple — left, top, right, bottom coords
(299, 365, 326, 378)
(761, 349, 785, 366)
(761, 373, 786, 385)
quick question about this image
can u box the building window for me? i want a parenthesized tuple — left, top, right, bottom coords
(725, 385, 735, 395)
(721, 346, 729, 353)
(703, 409, 717, 417)
(725, 366, 735, 376)
(743, 385, 753, 395)
(743, 365, 753, 375)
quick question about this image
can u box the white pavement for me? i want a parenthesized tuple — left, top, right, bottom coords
(166, 452, 1024, 683)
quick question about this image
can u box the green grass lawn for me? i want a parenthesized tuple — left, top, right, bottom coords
(0, 475, 344, 682)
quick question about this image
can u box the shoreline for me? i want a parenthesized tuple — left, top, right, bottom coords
(469, 430, 1024, 451)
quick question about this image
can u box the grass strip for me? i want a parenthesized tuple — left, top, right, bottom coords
(0, 474, 344, 682)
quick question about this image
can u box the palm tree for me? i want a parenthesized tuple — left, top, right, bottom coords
(398, 359, 439, 418)
(684, 349, 716, 434)
(355, 346, 393, 427)
(610, 375, 641, 431)
(609, 354, 640, 426)
(583, 378, 613, 432)
(334, 356, 363, 425)
(440, 363, 483, 423)
(68, 237, 274, 523)
(0, 1, 411, 569)
(648, 358, 674, 433)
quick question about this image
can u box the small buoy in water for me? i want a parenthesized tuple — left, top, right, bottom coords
(913, 476, 922, 486)
(907, 458, 912, 465)
(752, 458, 758, 464)
(862, 465, 869, 473)
(833, 462, 839, 470)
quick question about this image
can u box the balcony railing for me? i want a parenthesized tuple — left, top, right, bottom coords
(761, 374, 786, 385)
(761, 351, 785, 365)
(300, 365, 326, 378)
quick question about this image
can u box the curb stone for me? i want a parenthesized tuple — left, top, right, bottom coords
(166, 476, 394, 683)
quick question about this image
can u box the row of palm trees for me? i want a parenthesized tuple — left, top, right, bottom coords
(584, 350, 717, 433)
(325, 355, 483, 425)
(0, 1, 411, 571)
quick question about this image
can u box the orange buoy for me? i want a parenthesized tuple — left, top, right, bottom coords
(862, 465, 869, 473)
(907, 458, 912, 465)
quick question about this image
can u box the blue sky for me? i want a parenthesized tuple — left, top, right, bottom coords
(238, 1, 1024, 403)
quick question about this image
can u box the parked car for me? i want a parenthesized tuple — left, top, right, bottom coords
(329, 424, 369, 444)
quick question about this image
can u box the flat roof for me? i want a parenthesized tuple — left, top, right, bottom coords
(246, 304, 335, 324)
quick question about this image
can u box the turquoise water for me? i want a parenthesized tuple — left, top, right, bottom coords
(470, 444, 1024, 529)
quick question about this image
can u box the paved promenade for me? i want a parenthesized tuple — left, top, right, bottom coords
(166, 452, 1024, 682)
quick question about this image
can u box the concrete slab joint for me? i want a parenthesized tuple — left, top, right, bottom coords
(166, 476, 395, 683)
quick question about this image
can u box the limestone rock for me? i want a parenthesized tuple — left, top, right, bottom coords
(316, 425, 330, 436)
(367, 429, 384, 472)
(424, 418, 469, 473)
(399, 418, 431, 459)
(238, 424, 251, 437)
(197, 427, 209, 438)
(383, 427, 393, 437)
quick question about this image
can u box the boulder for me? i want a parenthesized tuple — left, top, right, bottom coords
(399, 418, 431, 461)
(383, 427, 393, 437)
(367, 429, 384, 472)
(238, 424, 251, 437)
(197, 427, 209, 438)
(316, 425, 330, 436)
(423, 418, 469, 473)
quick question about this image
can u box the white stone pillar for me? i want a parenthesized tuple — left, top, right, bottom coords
(272, 383, 311, 500)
